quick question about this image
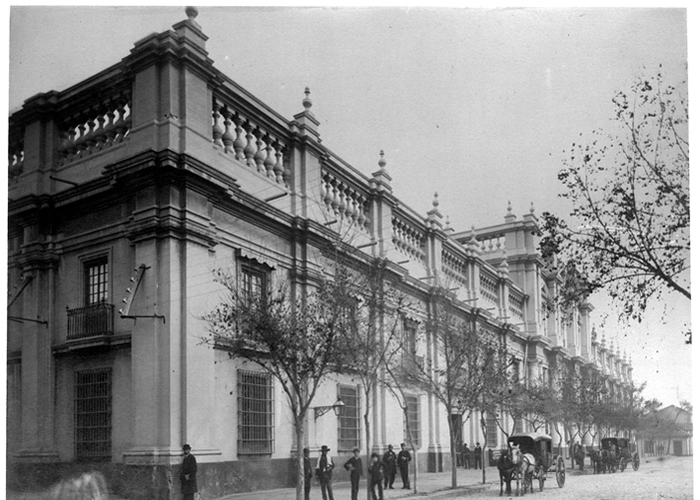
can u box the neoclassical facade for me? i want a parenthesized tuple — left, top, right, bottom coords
(6, 10, 634, 499)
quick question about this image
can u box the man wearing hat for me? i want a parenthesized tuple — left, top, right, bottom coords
(180, 444, 198, 500)
(315, 445, 335, 500)
(303, 447, 314, 500)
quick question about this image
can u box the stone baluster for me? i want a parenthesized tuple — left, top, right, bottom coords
(94, 110, 107, 150)
(104, 107, 117, 147)
(337, 185, 347, 217)
(330, 178, 340, 214)
(322, 174, 333, 208)
(349, 193, 358, 223)
(75, 122, 87, 158)
(232, 113, 245, 161)
(84, 116, 97, 154)
(357, 197, 366, 229)
(114, 101, 128, 143)
(263, 134, 275, 179)
(212, 101, 224, 147)
(254, 129, 266, 174)
(273, 140, 284, 183)
(222, 108, 234, 154)
(243, 121, 256, 168)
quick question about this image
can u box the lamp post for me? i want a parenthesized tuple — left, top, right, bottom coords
(314, 398, 345, 420)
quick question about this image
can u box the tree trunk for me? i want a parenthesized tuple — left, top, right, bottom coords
(365, 402, 372, 500)
(446, 416, 457, 488)
(295, 415, 306, 500)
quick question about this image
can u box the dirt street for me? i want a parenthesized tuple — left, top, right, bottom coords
(488, 456, 693, 500)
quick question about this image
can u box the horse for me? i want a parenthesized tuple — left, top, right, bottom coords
(497, 448, 515, 496)
(589, 449, 604, 474)
(510, 443, 536, 496)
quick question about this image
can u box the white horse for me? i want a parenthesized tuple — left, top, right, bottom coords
(510, 444, 536, 496)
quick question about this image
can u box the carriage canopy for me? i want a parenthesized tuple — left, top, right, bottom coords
(508, 432, 553, 468)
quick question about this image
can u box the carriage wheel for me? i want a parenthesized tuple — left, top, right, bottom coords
(620, 457, 627, 472)
(633, 452, 640, 471)
(538, 466, 546, 491)
(556, 456, 566, 488)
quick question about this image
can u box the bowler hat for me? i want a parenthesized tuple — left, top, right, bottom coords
(321, 445, 330, 452)
(183, 444, 191, 451)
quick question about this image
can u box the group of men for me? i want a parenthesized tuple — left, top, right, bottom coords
(304, 443, 413, 500)
(455, 442, 483, 469)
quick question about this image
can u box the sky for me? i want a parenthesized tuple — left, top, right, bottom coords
(4, 5, 694, 407)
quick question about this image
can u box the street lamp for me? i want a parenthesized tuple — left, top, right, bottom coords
(314, 398, 345, 420)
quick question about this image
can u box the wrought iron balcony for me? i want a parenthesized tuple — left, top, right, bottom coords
(67, 302, 114, 341)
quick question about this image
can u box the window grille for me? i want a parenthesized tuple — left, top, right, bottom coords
(237, 370, 274, 455)
(405, 394, 421, 449)
(514, 417, 524, 434)
(75, 368, 112, 461)
(338, 385, 361, 451)
(84, 257, 109, 305)
(486, 413, 498, 448)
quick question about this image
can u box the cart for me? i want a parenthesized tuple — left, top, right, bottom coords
(601, 437, 640, 472)
(509, 432, 566, 495)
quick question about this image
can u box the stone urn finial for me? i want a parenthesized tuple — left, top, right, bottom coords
(186, 6, 199, 21)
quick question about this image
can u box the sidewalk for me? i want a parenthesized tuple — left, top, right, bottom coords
(217, 466, 498, 500)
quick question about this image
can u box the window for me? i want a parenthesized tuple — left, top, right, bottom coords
(486, 413, 498, 448)
(338, 385, 361, 451)
(75, 368, 112, 461)
(240, 259, 269, 303)
(514, 417, 524, 434)
(405, 395, 421, 448)
(237, 370, 274, 455)
(84, 257, 109, 305)
(402, 319, 423, 369)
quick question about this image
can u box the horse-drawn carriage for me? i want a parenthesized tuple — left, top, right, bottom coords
(602, 437, 640, 472)
(506, 432, 566, 496)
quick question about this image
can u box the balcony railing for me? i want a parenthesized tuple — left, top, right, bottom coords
(67, 302, 114, 341)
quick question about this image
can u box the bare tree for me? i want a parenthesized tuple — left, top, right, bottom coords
(539, 69, 689, 328)
(398, 288, 509, 488)
(203, 263, 356, 500)
(339, 257, 408, 499)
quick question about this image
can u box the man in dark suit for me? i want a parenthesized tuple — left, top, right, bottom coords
(180, 444, 197, 500)
(316, 445, 335, 500)
(344, 448, 363, 500)
(474, 442, 483, 470)
(368, 453, 384, 500)
(382, 444, 397, 489)
(303, 447, 314, 500)
(397, 443, 412, 489)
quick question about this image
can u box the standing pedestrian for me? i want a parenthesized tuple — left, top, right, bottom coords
(316, 445, 335, 500)
(303, 447, 313, 500)
(382, 444, 397, 489)
(463, 443, 471, 469)
(344, 448, 363, 500)
(397, 443, 412, 489)
(179, 444, 198, 500)
(368, 453, 384, 500)
(474, 442, 482, 470)
(456, 441, 463, 467)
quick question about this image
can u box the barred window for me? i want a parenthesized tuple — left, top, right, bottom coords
(405, 395, 421, 449)
(338, 385, 361, 451)
(486, 413, 498, 448)
(84, 257, 108, 305)
(238, 370, 274, 455)
(75, 368, 112, 461)
(514, 417, 524, 434)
